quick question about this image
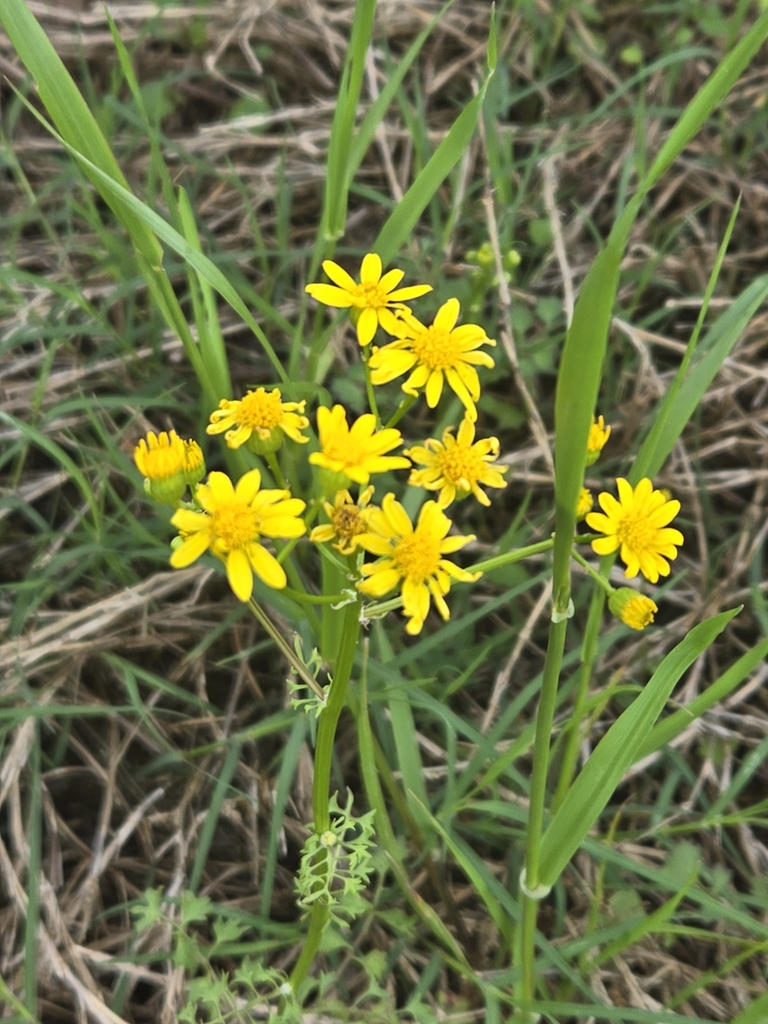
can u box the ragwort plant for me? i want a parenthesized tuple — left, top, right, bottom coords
(4, 0, 768, 1020)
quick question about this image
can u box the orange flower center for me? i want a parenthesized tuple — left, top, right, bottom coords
(616, 512, 655, 552)
(351, 282, 389, 309)
(239, 389, 285, 430)
(436, 443, 484, 487)
(211, 502, 261, 550)
(331, 503, 366, 542)
(392, 531, 440, 583)
(411, 325, 462, 370)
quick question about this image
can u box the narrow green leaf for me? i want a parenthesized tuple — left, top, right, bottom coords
(8, 99, 288, 387)
(188, 740, 242, 894)
(0, 0, 162, 265)
(538, 608, 740, 887)
(374, 65, 495, 264)
(732, 992, 768, 1024)
(639, 636, 768, 758)
(632, 275, 768, 483)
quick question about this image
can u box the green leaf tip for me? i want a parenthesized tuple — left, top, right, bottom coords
(488, 5, 497, 72)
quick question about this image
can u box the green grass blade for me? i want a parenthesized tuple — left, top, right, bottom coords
(732, 992, 768, 1024)
(346, 0, 456, 185)
(538, 608, 740, 887)
(0, 0, 162, 266)
(23, 722, 41, 1015)
(10, 97, 288, 388)
(374, 18, 496, 265)
(0, 411, 100, 530)
(638, 636, 768, 758)
(259, 716, 306, 925)
(188, 739, 242, 893)
(632, 274, 768, 483)
(323, 0, 377, 240)
(178, 187, 232, 401)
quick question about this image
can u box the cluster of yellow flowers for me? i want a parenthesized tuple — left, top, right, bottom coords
(132, 254, 684, 634)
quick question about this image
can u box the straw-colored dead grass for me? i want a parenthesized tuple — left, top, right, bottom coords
(2, 1, 768, 1021)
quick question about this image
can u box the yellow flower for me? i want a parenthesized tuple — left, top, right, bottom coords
(134, 429, 204, 505)
(406, 417, 507, 507)
(586, 478, 683, 583)
(310, 486, 375, 554)
(305, 253, 432, 346)
(309, 405, 410, 486)
(586, 415, 611, 465)
(182, 439, 206, 488)
(608, 588, 658, 631)
(357, 494, 481, 635)
(169, 469, 306, 601)
(368, 298, 495, 421)
(206, 388, 308, 453)
(576, 488, 593, 520)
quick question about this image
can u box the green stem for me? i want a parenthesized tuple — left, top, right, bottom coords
(571, 548, 613, 595)
(288, 600, 361, 993)
(267, 452, 287, 488)
(384, 393, 417, 429)
(471, 538, 554, 575)
(248, 600, 326, 699)
(363, 346, 380, 423)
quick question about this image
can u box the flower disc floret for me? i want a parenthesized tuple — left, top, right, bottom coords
(406, 417, 507, 507)
(169, 469, 306, 601)
(368, 298, 495, 421)
(587, 478, 683, 583)
(310, 486, 375, 554)
(309, 405, 410, 486)
(305, 253, 432, 346)
(356, 494, 481, 634)
(207, 387, 308, 451)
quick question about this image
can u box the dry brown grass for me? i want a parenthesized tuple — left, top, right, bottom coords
(2, 2, 768, 1021)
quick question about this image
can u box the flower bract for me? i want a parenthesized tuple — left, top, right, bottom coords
(309, 405, 410, 486)
(586, 414, 611, 465)
(169, 469, 306, 601)
(608, 587, 658, 630)
(406, 417, 507, 507)
(368, 298, 495, 421)
(206, 388, 308, 452)
(305, 253, 431, 346)
(586, 477, 683, 583)
(356, 494, 481, 634)
(310, 486, 375, 555)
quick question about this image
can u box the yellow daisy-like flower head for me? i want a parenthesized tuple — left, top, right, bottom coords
(134, 429, 201, 505)
(576, 488, 593, 520)
(305, 253, 432, 346)
(308, 405, 411, 487)
(586, 478, 683, 584)
(182, 439, 206, 488)
(406, 417, 508, 508)
(310, 485, 375, 555)
(206, 387, 309, 454)
(585, 415, 611, 466)
(169, 469, 306, 601)
(608, 588, 658, 631)
(368, 298, 495, 421)
(357, 494, 481, 635)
